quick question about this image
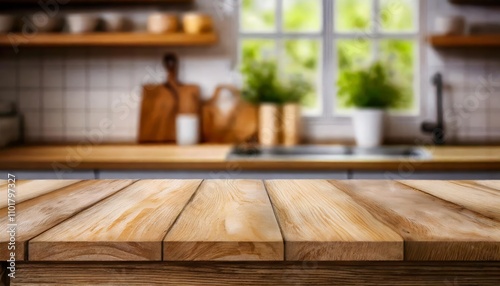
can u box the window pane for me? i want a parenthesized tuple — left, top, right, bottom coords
(379, 0, 416, 32)
(379, 39, 415, 111)
(241, 0, 276, 32)
(336, 39, 373, 110)
(335, 0, 372, 32)
(283, 39, 321, 113)
(337, 39, 372, 71)
(283, 0, 322, 32)
(241, 39, 276, 63)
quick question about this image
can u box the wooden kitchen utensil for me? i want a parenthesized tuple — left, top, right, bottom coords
(164, 53, 201, 115)
(202, 85, 257, 143)
(138, 83, 177, 143)
(138, 53, 200, 143)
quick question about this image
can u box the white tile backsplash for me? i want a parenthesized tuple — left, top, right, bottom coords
(0, 66, 18, 88)
(42, 89, 64, 110)
(65, 67, 87, 88)
(19, 89, 41, 110)
(65, 110, 86, 129)
(19, 65, 41, 88)
(42, 65, 64, 88)
(43, 111, 64, 131)
(65, 90, 87, 109)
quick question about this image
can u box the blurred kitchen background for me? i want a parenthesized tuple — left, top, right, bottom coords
(0, 0, 498, 146)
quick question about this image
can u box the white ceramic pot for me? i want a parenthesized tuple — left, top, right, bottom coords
(67, 14, 98, 34)
(101, 13, 125, 32)
(434, 16, 465, 35)
(176, 114, 199, 146)
(147, 13, 178, 34)
(352, 108, 385, 147)
(0, 15, 15, 33)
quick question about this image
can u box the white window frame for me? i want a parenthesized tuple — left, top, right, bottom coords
(237, 0, 428, 127)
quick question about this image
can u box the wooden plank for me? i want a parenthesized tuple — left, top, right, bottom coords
(29, 180, 202, 261)
(11, 262, 500, 286)
(429, 35, 500, 47)
(0, 33, 217, 47)
(0, 180, 80, 208)
(453, 180, 500, 192)
(0, 180, 134, 261)
(399, 180, 500, 221)
(330, 180, 500, 261)
(265, 180, 403, 261)
(164, 180, 283, 261)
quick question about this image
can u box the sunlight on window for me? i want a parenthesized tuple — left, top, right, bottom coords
(241, 39, 276, 63)
(241, 0, 276, 32)
(335, 0, 372, 32)
(283, 0, 322, 32)
(283, 40, 321, 110)
(380, 40, 416, 112)
(379, 0, 417, 32)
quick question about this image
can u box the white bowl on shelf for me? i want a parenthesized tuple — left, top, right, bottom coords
(147, 13, 179, 34)
(0, 15, 15, 33)
(67, 14, 99, 34)
(102, 13, 126, 32)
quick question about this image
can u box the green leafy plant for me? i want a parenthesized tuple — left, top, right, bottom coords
(241, 59, 312, 105)
(337, 61, 409, 109)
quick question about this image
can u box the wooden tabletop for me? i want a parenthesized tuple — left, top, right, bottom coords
(1, 145, 500, 170)
(2, 179, 500, 262)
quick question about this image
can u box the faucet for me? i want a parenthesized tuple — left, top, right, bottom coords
(421, 73, 445, 145)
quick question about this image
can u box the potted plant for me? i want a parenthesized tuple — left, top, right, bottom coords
(337, 61, 407, 147)
(241, 60, 311, 146)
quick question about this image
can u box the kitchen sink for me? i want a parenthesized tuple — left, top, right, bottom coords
(227, 145, 432, 161)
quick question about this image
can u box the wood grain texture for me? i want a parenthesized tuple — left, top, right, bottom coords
(164, 180, 283, 261)
(265, 180, 403, 261)
(429, 35, 500, 47)
(0, 180, 80, 208)
(11, 262, 500, 286)
(138, 84, 178, 143)
(0, 180, 134, 261)
(0, 33, 217, 47)
(330, 180, 500, 261)
(458, 180, 500, 191)
(3, 145, 500, 171)
(202, 85, 258, 144)
(399, 180, 500, 221)
(29, 180, 202, 261)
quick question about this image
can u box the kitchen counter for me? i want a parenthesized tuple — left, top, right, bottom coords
(1, 144, 500, 171)
(2, 179, 500, 285)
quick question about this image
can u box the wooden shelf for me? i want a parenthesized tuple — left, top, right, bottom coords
(429, 35, 500, 48)
(0, 33, 218, 47)
(0, 0, 193, 8)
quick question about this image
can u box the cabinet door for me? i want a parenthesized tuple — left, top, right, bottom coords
(1, 170, 96, 180)
(98, 170, 349, 180)
(351, 171, 500, 180)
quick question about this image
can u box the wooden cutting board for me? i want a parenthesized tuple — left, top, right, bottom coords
(201, 85, 257, 143)
(138, 53, 200, 143)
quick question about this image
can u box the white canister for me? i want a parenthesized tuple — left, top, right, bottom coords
(352, 109, 385, 148)
(176, 114, 199, 146)
(434, 16, 465, 35)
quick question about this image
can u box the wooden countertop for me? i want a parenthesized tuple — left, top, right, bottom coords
(2, 179, 500, 262)
(1, 145, 500, 171)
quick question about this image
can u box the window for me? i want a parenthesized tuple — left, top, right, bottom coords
(238, 0, 420, 117)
